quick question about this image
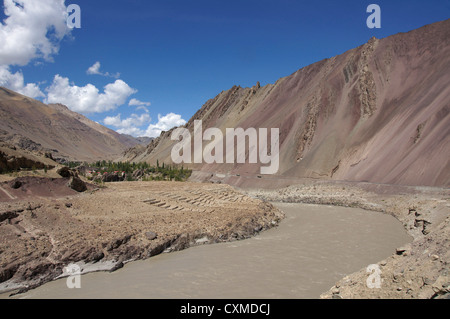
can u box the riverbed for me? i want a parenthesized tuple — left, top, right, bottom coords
(6, 203, 412, 299)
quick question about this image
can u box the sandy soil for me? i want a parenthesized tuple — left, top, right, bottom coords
(0, 177, 283, 295)
(242, 179, 449, 299)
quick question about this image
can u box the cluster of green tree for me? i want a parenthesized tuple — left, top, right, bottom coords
(152, 160, 192, 181)
(67, 160, 192, 182)
(89, 160, 151, 174)
(67, 161, 82, 168)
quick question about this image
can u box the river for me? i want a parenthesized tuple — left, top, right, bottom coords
(8, 203, 412, 299)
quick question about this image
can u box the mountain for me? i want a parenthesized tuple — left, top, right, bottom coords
(120, 135, 154, 145)
(122, 19, 450, 187)
(0, 87, 140, 162)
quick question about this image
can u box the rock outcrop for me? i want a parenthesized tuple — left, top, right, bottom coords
(67, 176, 87, 193)
(56, 166, 87, 192)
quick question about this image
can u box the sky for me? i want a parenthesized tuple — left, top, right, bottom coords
(0, 0, 449, 137)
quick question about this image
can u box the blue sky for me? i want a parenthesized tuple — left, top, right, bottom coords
(1, 0, 449, 137)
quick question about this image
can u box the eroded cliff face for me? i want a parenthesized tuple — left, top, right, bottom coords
(123, 20, 450, 187)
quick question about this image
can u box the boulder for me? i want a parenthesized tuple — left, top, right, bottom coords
(414, 218, 432, 235)
(145, 231, 158, 240)
(132, 169, 144, 180)
(9, 180, 22, 189)
(89, 251, 105, 263)
(68, 176, 87, 192)
(101, 172, 124, 183)
(110, 261, 124, 272)
(396, 244, 411, 256)
(56, 166, 78, 178)
(57, 166, 74, 178)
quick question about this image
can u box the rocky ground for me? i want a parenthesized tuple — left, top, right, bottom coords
(242, 179, 449, 299)
(0, 174, 284, 296)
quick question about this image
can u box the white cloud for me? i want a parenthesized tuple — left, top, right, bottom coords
(104, 113, 151, 130)
(117, 126, 147, 137)
(87, 61, 120, 78)
(0, 1, 186, 141)
(86, 62, 102, 75)
(0, 0, 69, 98)
(103, 112, 186, 138)
(129, 98, 151, 107)
(0, 0, 70, 66)
(144, 113, 186, 138)
(103, 113, 151, 137)
(136, 105, 150, 113)
(45, 75, 137, 113)
(0, 65, 44, 98)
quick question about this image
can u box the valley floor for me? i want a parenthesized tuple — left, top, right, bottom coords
(0, 177, 283, 295)
(0, 172, 448, 299)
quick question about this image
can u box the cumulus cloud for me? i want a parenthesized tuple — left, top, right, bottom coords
(87, 61, 120, 78)
(0, 65, 44, 98)
(104, 112, 151, 137)
(104, 113, 151, 130)
(86, 62, 102, 75)
(129, 98, 151, 107)
(144, 113, 186, 138)
(103, 112, 186, 137)
(0, 0, 70, 66)
(135, 105, 150, 113)
(0, 0, 70, 99)
(45, 75, 137, 113)
(0, 0, 185, 140)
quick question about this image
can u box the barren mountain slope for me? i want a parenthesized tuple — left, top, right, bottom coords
(124, 20, 450, 187)
(0, 88, 139, 162)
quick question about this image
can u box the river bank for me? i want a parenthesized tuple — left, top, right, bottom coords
(1, 176, 448, 299)
(0, 179, 284, 296)
(242, 179, 449, 299)
(3, 202, 411, 299)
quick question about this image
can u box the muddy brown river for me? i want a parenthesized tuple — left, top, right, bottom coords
(7, 203, 412, 299)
